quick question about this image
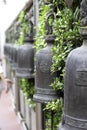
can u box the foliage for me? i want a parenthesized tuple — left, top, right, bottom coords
(34, 4, 50, 53)
(50, 77, 64, 91)
(52, 7, 81, 72)
(26, 98, 36, 109)
(51, 6, 82, 96)
(15, 11, 29, 46)
(43, 98, 63, 130)
(34, 0, 82, 129)
(18, 78, 35, 108)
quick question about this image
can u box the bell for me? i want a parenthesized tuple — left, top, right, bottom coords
(10, 45, 15, 67)
(58, 27, 87, 130)
(33, 35, 58, 103)
(16, 36, 34, 78)
(4, 44, 8, 59)
(4, 43, 12, 62)
(12, 44, 19, 70)
(7, 43, 12, 63)
(65, 0, 73, 8)
(9, 44, 13, 65)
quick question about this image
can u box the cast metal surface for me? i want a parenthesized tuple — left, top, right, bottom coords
(16, 11, 34, 78)
(4, 44, 8, 58)
(12, 45, 19, 70)
(59, 27, 87, 130)
(7, 44, 11, 63)
(80, 0, 87, 26)
(65, 0, 82, 8)
(4, 43, 13, 63)
(65, 0, 73, 7)
(33, 35, 58, 103)
(33, 12, 58, 103)
(16, 39, 34, 78)
(58, 1, 87, 130)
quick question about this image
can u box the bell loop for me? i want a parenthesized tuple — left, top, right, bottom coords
(46, 12, 56, 35)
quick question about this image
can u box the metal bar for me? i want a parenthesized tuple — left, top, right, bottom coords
(36, 103, 43, 130)
(51, 111, 54, 130)
(33, 0, 39, 35)
(42, 104, 46, 130)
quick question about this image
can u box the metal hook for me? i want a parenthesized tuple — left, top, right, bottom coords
(46, 12, 56, 35)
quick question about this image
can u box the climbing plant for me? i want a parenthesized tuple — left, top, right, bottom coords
(18, 78, 35, 109)
(34, 0, 82, 129)
(15, 10, 29, 46)
(51, 6, 81, 89)
(34, 4, 50, 53)
(16, 10, 35, 108)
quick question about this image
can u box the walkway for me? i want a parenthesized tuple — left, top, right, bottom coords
(0, 86, 23, 130)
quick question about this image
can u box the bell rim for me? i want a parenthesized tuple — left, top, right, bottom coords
(33, 94, 58, 103)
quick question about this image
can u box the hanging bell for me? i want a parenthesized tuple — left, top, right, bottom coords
(4, 43, 12, 63)
(12, 44, 19, 70)
(33, 12, 58, 103)
(58, 27, 87, 130)
(16, 19, 34, 78)
(33, 35, 58, 103)
(16, 36, 34, 78)
(65, 0, 73, 8)
(4, 44, 8, 59)
(9, 44, 14, 66)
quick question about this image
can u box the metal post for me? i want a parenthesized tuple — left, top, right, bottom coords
(51, 111, 54, 130)
(15, 77, 20, 113)
(36, 103, 43, 130)
(33, 0, 39, 35)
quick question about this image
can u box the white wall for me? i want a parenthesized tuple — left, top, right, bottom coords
(0, 0, 28, 56)
(0, 0, 28, 76)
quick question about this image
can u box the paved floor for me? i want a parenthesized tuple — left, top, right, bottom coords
(0, 89, 23, 130)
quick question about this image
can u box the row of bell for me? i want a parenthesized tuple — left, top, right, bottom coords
(4, 34, 59, 103)
(59, 0, 87, 129)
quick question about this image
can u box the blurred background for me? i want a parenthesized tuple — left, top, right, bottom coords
(0, 0, 28, 56)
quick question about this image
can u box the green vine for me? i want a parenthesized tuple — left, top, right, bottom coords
(43, 98, 63, 129)
(51, 6, 82, 93)
(15, 10, 29, 46)
(34, 4, 50, 53)
(34, 0, 82, 129)
(18, 78, 35, 109)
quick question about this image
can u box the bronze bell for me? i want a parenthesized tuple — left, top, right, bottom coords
(9, 44, 13, 65)
(16, 36, 34, 78)
(4, 43, 12, 62)
(4, 43, 10, 60)
(8, 44, 12, 63)
(58, 27, 87, 130)
(11, 45, 15, 68)
(59, 0, 87, 129)
(12, 45, 19, 70)
(33, 12, 58, 103)
(33, 35, 58, 103)
(65, 0, 73, 7)
(4, 44, 8, 59)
